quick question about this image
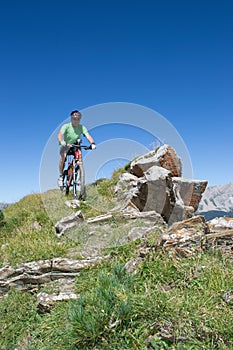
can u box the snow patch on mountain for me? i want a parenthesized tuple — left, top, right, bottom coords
(197, 182, 233, 213)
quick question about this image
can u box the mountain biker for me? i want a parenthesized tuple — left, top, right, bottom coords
(57, 110, 96, 188)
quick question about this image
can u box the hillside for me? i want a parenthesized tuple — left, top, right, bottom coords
(0, 177, 233, 349)
(1, 148, 233, 350)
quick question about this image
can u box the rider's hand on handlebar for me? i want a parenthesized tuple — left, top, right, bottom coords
(91, 143, 96, 150)
(60, 140, 67, 147)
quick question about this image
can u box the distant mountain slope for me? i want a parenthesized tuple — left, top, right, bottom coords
(0, 203, 10, 210)
(197, 182, 233, 220)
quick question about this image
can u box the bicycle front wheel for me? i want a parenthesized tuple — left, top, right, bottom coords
(73, 162, 86, 200)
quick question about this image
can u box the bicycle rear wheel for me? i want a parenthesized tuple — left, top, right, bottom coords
(73, 162, 86, 200)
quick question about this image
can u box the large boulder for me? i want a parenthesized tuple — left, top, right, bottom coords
(172, 177, 208, 211)
(115, 144, 207, 225)
(134, 166, 171, 214)
(130, 144, 182, 177)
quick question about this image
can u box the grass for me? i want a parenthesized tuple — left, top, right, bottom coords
(0, 290, 39, 349)
(0, 194, 77, 267)
(2, 250, 231, 350)
(0, 180, 233, 349)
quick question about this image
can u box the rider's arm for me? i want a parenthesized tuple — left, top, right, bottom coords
(85, 132, 95, 145)
(58, 130, 64, 144)
(58, 124, 68, 145)
(85, 132, 96, 149)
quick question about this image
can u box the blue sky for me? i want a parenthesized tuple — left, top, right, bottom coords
(1, 0, 232, 203)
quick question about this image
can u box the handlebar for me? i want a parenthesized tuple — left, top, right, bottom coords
(67, 143, 92, 150)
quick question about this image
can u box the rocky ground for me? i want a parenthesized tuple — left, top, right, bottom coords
(1, 145, 233, 314)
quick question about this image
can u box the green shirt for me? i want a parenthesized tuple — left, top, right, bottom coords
(60, 123, 88, 144)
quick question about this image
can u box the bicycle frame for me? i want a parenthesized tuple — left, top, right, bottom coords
(66, 149, 82, 187)
(62, 139, 91, 200)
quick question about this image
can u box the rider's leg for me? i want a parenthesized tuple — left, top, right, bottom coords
(59, 145, 69, 176)
(58, 146, 68, 187)
(59, 153, 66, 177)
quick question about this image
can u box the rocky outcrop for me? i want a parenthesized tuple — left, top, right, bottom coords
(207, 217, 233, 230)
(1, 212, 233, 312)
(115, 144, 207, 225)
(158, 215, 233, 259)
(0, 257, 106, 296)
(158, 215, 208, 257)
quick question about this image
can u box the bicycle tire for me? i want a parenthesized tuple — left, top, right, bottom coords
(73, 162, 86, 200)
(62, 169, 70, 195)
(65, 184, 69, 195)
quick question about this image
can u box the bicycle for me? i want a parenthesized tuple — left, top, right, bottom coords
(60, 138, 92, 200)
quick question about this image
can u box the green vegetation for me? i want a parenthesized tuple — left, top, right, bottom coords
(0, 193, 76, 266)
(0, 181, 233, 349)
(0, 210, 5, 227)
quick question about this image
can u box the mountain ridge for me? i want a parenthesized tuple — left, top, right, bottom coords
(197, 182, 233, 219)
(0, 203, 10, 210)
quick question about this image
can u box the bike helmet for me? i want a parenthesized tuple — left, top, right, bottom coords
(70, 110, 82, 119)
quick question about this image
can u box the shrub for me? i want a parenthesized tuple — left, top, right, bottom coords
(0, 210, 5, 226)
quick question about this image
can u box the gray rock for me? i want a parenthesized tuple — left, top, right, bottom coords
(37, 291, 79, 314)
(114, 145, 207, 225)
(130, 144, 182, 177)
(55, 210, 84, 236)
